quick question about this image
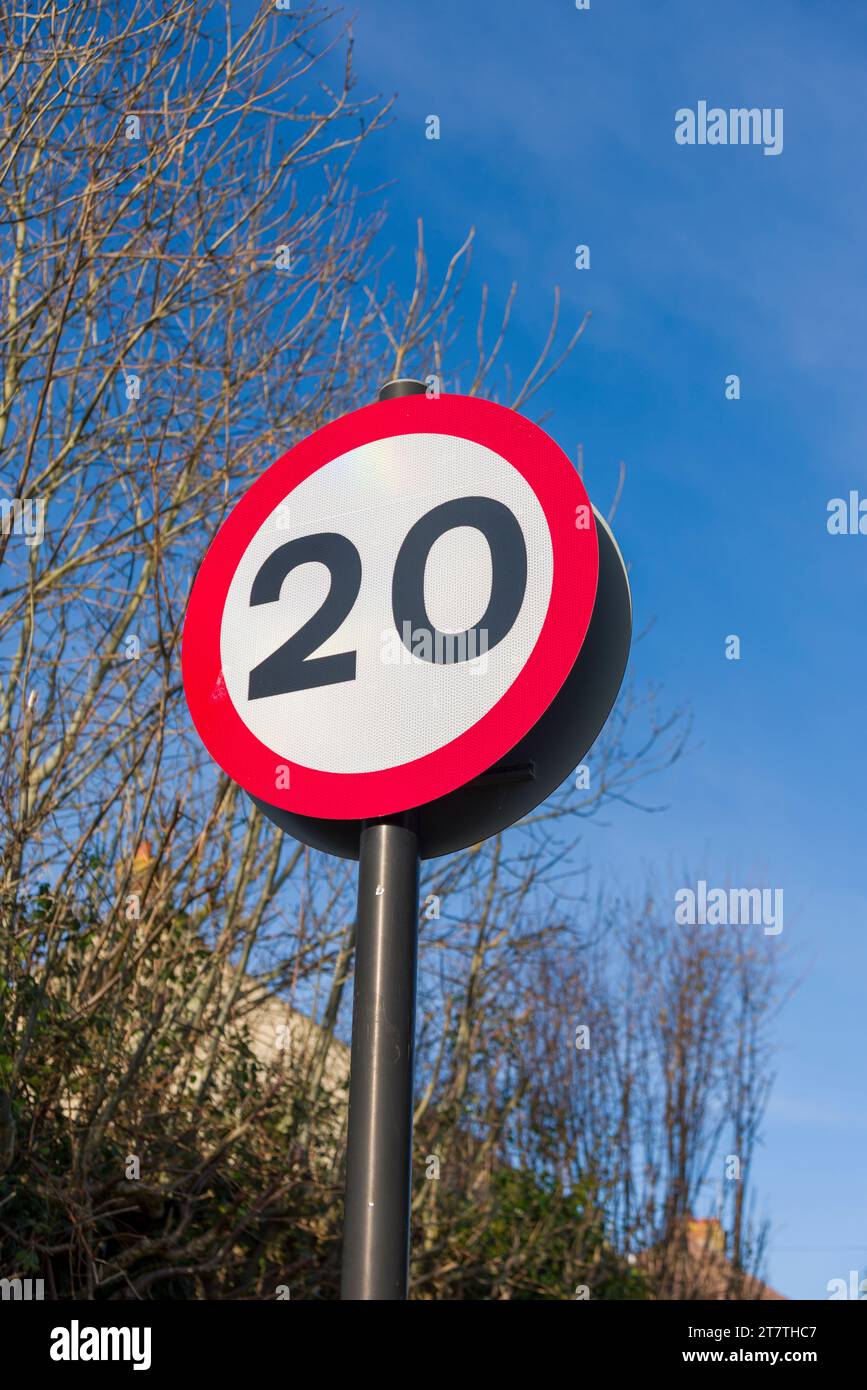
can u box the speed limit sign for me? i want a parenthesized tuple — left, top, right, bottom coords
(182, 392, 603, 821)
(182, 382, 631, 1301)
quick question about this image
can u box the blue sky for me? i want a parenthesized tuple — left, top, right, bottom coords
(334, 0, 867, 1299)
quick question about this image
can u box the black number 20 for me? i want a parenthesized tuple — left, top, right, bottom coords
(247, 496, 528, 700)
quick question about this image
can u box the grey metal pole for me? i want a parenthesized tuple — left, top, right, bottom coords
(341, 814, 420, 1299)
(340, 378, 426, 1301)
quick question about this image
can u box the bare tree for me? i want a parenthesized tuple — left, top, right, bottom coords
(409, 884, 783, 1300)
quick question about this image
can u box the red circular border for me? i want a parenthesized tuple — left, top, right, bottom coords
(182, 394, 599, 818)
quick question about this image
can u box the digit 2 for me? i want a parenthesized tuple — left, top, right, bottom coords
(248, 533, 362, 698)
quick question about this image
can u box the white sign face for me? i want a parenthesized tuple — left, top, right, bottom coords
(219, 433, 553, 774)
(183, 393, 599, 819)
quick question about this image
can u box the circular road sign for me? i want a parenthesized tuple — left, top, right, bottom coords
(182, 393, 600, 821)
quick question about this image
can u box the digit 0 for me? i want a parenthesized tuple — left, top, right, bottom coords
(391, 496, 527, 663)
